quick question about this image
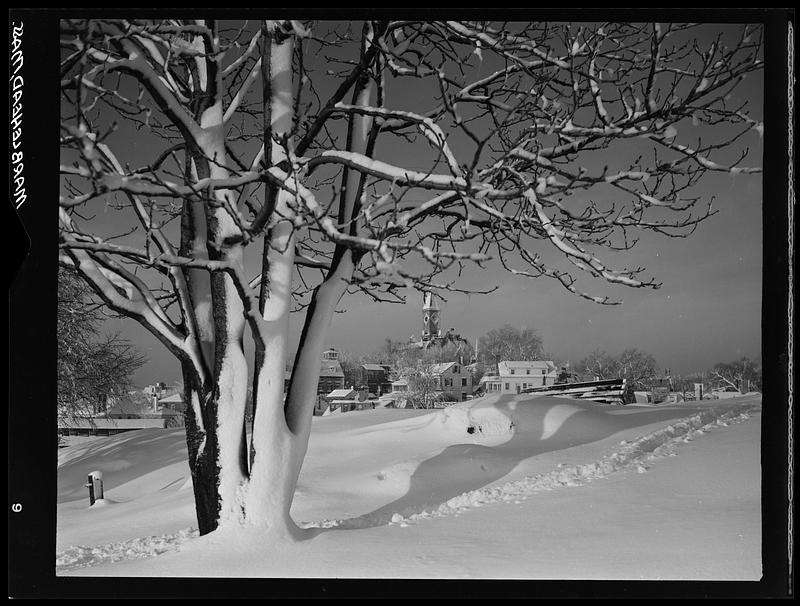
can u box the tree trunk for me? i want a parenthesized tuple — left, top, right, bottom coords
(178, 21, 372, 537)
(187, 68, 251, 529)
(181, 363, 218, 535)
(239, 27, 301, 536)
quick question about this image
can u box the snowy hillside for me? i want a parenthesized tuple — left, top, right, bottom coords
(57, 393, 762, 579)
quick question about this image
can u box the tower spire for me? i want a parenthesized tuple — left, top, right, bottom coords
(421, 291, 441, 341)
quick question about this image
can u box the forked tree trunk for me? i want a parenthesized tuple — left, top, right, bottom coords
(180, 21, 374, 538)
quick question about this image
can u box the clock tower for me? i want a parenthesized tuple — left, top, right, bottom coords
(421, 292, 441, 342)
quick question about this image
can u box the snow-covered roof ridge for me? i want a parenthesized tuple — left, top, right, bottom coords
(326, 388, 357, 399)
(498, 360, 557, 374)
(430, 361, 456, 374)
(158, 393, 184, 403)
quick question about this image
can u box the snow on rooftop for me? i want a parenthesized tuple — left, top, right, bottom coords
(429, 361, 456, 374)
(326, 388, 356, 399)
(498, 360, 556, 371)
(158, 393, 184, 403)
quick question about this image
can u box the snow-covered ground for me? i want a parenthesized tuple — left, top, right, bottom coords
(56, 393, 762, 579)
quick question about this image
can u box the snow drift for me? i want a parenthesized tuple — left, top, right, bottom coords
(57, 393, 762, 577)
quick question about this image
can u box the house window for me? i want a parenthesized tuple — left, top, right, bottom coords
(454, 365, 460, 374)
(522, 383, 527, 390)
(510, 369, 515, 375)
(505, 383, 510, 391)
(542, 369, 546, 374)
(526, 369, 530, 375)
(461, 378, 467, 387)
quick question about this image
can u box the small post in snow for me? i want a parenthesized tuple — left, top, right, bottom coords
(85, 470, 104, 506)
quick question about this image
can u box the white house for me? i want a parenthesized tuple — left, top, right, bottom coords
(480, 360, 559, 394)
(429, 362, 473, 401)
(392, 362, 473, 404)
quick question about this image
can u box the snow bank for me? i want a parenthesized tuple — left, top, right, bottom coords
(309, 399, 759, 529)
(58, 428, 189, 504)
(57, 395, 761, 576)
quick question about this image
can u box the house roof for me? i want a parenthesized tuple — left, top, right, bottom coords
(320, 361, 345, 378)
(326, 388, 356, 399)
(498, 360, 557, 375)
(157, 408, 182, 417)
(158, 393, 184, 403)
(430, 362, 456, 374)
(362, 364, 388, 371)
(104, 399, 152, 416)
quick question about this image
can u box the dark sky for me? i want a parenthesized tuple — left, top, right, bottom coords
(81, 21, 764, 386)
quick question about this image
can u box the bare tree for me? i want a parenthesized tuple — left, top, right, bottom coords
(337, 349, 365, 388)
(58, 267, 146, 434)
(616, 348, 659, 390)
(712, 357, 761, 392)
(578, 349, 618, 381)
(59, 19, 762, 537)
(478, 324, 545, 369)
(398, 361, 443, 409)
(578, 347, 658, 389)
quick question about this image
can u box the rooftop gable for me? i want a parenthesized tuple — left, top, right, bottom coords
(430, 361, 456, 374)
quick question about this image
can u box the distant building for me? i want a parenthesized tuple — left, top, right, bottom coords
(318, 348, 346, 395)
(143, 382, 168, 411)
(104, 397, 152, 419)
(57, 392, 183, 437)
(429, 361, 474, 402)
(479, 360, 559, 394)
(392, 362, 473, 405)
(103, 397, 183, 424)
(326, 387, 360, 401)
(406, 292, 472, 360)
(359, 363, 393, 396)
(421, 291, 442, 343)
(391, 378, 409, 394)
(324, 386, 373, 413)
(158, 392, 186, 413)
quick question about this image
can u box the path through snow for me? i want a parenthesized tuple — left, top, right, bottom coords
(309, 400, 758, 529)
